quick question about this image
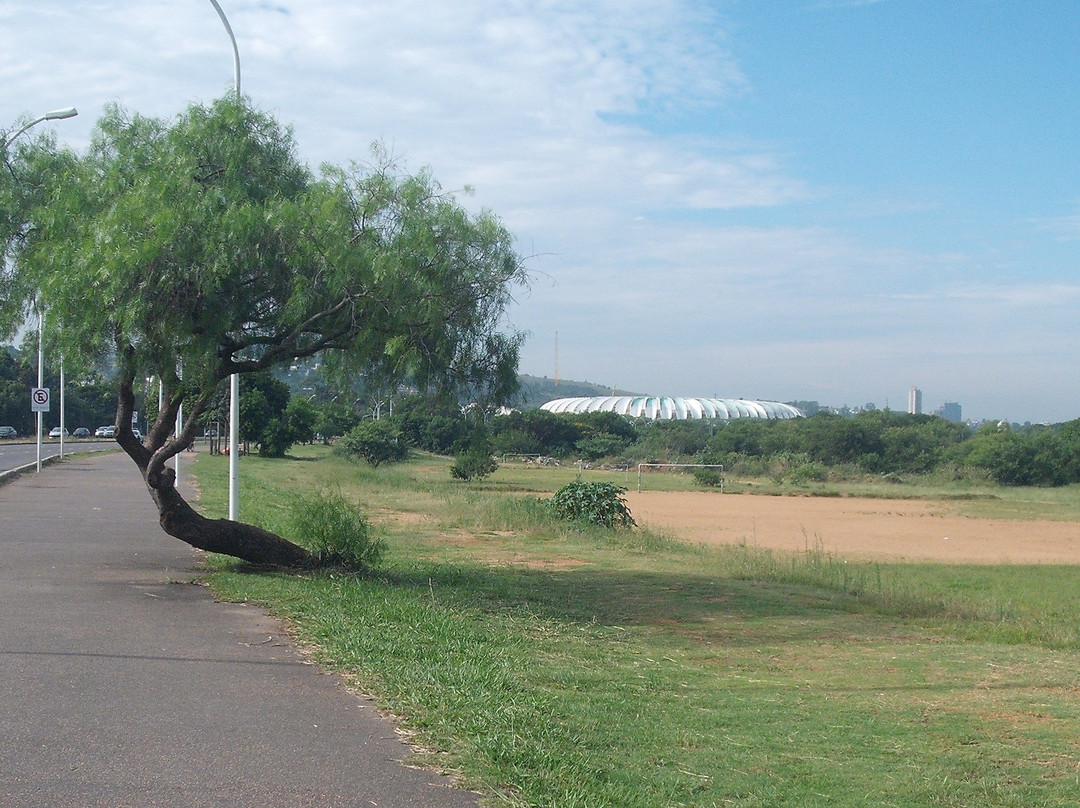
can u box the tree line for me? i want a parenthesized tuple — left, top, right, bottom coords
(8, 339, 1078, 490)
(469, 407, 1080, 487)
(0, 348, 115, 434)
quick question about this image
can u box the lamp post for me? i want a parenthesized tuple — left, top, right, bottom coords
(207, 0, 242, 521)
(3, 107, 78, 473)
(2, 107, 77, 150)
(37, 307, 44, 472)
(208, 0, 241, 96)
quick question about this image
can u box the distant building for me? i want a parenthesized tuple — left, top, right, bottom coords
(908, 387, 922, 415)
(540, 396, 803, 421)
(935, 402, 962, 422)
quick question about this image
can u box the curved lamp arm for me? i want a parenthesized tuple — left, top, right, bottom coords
(3, 107, 78, 149)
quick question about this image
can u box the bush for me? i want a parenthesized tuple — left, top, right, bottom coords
(575, 434, 631, 461)
(337, 420, 408, 466)
(284, 489, 384, 571)
(693, 468, 724, 488)
(258, 417, 293, 458)
(549, 481, 635, 529)
(450, 451, 499, 481)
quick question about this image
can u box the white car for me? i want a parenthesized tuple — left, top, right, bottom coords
(95, 425, 116, 438)
(48, 427, 69, 438)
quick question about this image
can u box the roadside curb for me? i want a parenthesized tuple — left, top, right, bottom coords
(0, 454, 63, 487)
(0, 446, 120, 487)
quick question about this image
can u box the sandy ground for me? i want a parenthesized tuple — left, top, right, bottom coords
(623, 491, 1080, 564)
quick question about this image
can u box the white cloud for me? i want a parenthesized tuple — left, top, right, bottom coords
(3, 0, 1077, 423)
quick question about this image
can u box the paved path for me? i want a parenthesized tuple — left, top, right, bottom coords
(0, 452, 481, 807)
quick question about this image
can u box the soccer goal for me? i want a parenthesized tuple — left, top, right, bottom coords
(636, 463, 724, 492)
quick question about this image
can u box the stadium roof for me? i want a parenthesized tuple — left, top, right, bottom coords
(540, 396, 804, 421)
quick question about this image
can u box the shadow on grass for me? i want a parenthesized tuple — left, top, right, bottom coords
(363, 561, 917, 647)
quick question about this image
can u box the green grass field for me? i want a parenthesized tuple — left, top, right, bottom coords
(193, 446, 1080, 807)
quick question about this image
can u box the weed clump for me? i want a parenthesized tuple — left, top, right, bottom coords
(549, 481, 635, 529)
(285, 489, 385, 571)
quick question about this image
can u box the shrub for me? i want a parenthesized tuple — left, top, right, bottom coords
(258, 417, 293, 458)
(450, 451, 499, 481)
(549, 481, 635, 528)
(693, 468, 724, 488)
(337, 420, 408, 466)
(575, 434, 631, 461)
(284, 489, 384, 571)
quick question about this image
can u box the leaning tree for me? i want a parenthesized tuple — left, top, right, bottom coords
(1, 97, 527, 566)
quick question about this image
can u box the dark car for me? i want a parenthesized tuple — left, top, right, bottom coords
(0, 426, 17, 439)
(73, 427, 91, 438)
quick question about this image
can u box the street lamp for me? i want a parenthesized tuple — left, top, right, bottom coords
(3, 106, 78, 473)
(2, 107, 77, 150)
(207, 0, 242, 521)
(208, 0, 241, 96)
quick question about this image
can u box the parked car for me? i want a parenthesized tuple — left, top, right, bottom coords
(48, 427, 69, 438)
(132, 428, 143, 441)
(73, 427, 91, 438)
(95, 425, 116, 438)
(0, 425, 17, 438)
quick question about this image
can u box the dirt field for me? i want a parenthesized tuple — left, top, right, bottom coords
(623, 491, 1080, 564)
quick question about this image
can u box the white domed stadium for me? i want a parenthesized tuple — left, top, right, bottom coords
(540, 396, 803, 421)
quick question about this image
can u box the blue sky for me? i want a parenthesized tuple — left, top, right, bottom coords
(3, 1, 1078, 423)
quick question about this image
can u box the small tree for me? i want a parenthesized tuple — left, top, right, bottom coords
(338, 420, 408, 467)
(285, 397, 319, 446)
(2, 97, 527, 566)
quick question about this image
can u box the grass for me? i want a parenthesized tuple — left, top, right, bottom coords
(192, 446, 1080, 807)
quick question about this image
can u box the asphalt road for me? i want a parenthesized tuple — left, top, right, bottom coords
(0, 440, 116, 475)
(0, 452, 481, 807)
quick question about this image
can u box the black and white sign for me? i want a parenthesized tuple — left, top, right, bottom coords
(31, 387, 50, 413)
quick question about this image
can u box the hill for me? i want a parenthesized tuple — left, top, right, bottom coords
(516, 375, 640, 409)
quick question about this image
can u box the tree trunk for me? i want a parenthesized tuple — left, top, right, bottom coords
(114, 361, 313, 568)
(148, 470, 312, 567)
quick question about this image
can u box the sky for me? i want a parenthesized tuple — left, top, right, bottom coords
(3, 0, 1078, 424)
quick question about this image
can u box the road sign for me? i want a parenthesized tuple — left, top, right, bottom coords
(31, 387, 50, 413)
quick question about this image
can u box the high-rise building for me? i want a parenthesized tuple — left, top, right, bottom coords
(908, 386, 922, 415)
(935, 402, 962, 422)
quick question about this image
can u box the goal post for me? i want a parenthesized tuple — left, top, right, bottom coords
(636, 463, 724, 492)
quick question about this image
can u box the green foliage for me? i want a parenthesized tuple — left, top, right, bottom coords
(3, 94, 527, 454)
(258, 418, 293, 458)
(449, 450, 499, 481)
(393, 394, 472, 454)
(549, 481, 635, 528)
(0, 347, 118, 433)
(282, 489, 383, 571)
(692, 468, 724, 487)
(961, 427, 1068, 486)
(489, 408, 581, 457)
(774, 455, 828, 485)
(630, 419, 711, 462)
(574, 433, 630, 461)
(240, 371, 292, 451)
(314, 400, 362, 442)
(285, 397, 318, 445)
(337, 419, 408, 467)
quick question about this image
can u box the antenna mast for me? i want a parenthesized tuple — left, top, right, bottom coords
(554, 331, 559, 387)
